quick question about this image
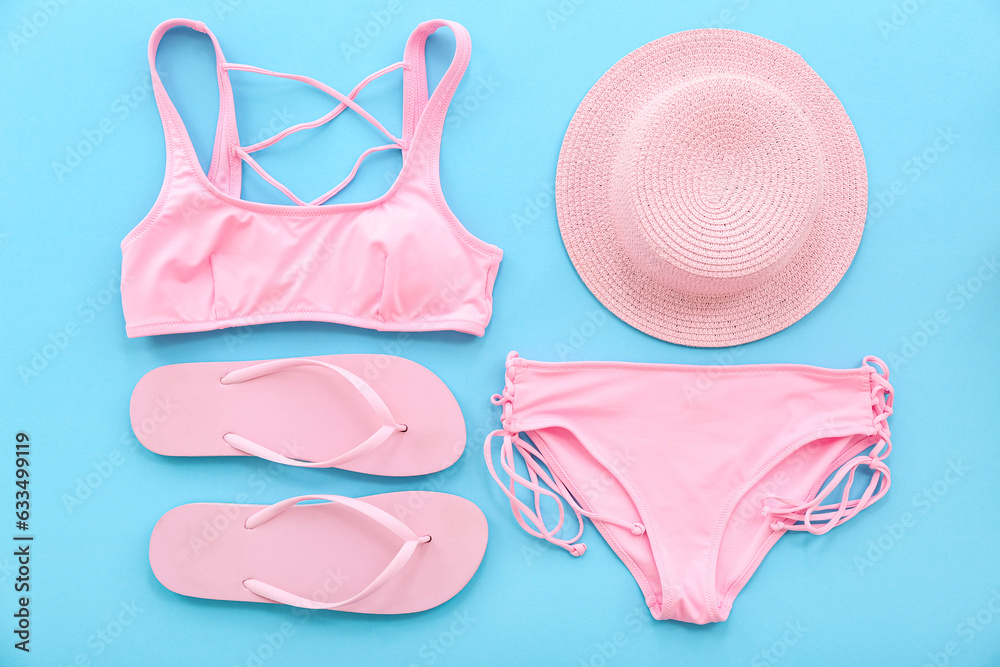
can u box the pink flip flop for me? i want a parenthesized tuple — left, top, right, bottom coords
(130, 355, 466, 475)
(149, 492, 488, 612)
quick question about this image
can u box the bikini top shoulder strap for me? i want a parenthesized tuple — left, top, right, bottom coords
(401, 19, 472, 159)
(147, 19, 242, 196)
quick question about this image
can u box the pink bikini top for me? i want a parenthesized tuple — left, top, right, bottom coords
(121, 18, 503, 338)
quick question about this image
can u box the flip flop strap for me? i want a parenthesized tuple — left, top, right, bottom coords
(220, 358, 406, 468)
(241, 494, 430, 610)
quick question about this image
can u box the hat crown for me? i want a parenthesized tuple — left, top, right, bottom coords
(556, 29, 868, 346)
(612, 74, 824, 295)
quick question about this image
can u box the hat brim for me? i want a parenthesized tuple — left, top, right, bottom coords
(556, 29, 867, 348)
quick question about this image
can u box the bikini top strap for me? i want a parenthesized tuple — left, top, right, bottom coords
(401, 19, 472, 156)
(148, 19, 242, 196)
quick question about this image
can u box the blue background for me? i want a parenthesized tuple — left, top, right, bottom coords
(1, 0, 998, 665)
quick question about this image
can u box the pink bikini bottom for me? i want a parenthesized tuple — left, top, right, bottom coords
(483, 352, 894, 624)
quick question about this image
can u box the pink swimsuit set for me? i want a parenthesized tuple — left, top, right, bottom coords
(125, 19, 894, 624)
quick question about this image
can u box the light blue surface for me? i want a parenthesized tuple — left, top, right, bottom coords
(1, 0, 998, 665)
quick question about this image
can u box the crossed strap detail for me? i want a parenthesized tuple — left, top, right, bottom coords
(760, 356, 895, 534)
(483, 352, 646, 557)
(220, 358, 407, 468)
(219, 60, 408, 207)
(148, 18, 472, 206)
(241, 495, 430, 609)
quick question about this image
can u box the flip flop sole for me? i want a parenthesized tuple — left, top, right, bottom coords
(130, 355, 466, 475)
(149, 492, 487, 614)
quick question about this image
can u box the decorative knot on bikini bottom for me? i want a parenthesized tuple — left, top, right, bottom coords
(483, 351, 646, 558)
(490, 351, 520, 431)
(864, 355, 894, 450)
(760, 357, 895, 536)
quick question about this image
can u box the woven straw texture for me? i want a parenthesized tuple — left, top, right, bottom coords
(556, 29, 867, 347)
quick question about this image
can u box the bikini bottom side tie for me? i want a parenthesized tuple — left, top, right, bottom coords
(483, 352, 894, 624)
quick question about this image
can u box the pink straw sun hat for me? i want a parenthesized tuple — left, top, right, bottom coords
(556, 29, 867, 347)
